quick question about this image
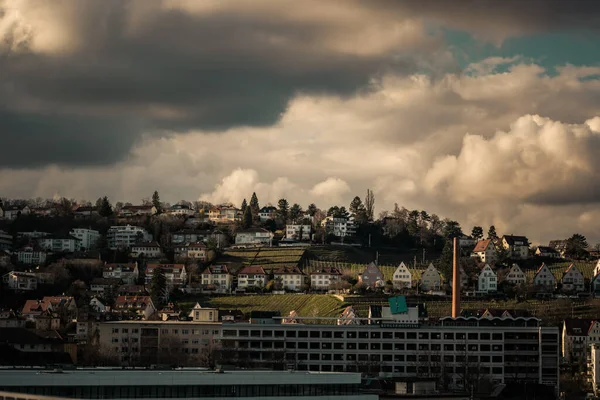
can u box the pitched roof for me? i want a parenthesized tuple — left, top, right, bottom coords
(202, 264, 230, 275)
(114, 295, 153, 309)
(537, 246, 558, 253)
(473, 239, 493, 252)
(42, 296, 74, 309)
(238, 265, 266, 275)
(22, 299, 51, 315)
(564, 318, 594, 336)
(310, 266, 342, 276)
(186, 241, 207, 249)
(145, 263, 186, 274)
(104, 263, 137, 272)
(131, 241, 161, 248)
(237, 227, 272, 234)
(272, 266, 303, 275)
(502, 235, 529, 245)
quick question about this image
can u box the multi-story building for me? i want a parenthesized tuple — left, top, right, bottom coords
(471, 239, 497, 263)
(235, 228, 273, 246)
(0, 230, 12, 251)
(310, 267, 342, 291)
(561, 264, 585, 293)
(419, 264, 442, 291)
(2, 205, 30, 220)
(285, 224, 312, 241)
(130, 241, 163, 258)
(533, 263, 556, 291)
(477, 264, 497, 293)
(501, 235, 530, 260)
(590, 344, 600, 396)
(503, 264, 527, 286)
(273, 266, 305, 292)
(208, 205, 241, 223)
(2, 271, 38, 291)
(103, 263, 139, 284)
(16, 245, 47, 265)
(167, 203, 195, 217)
(201, 265, 233, 293)
(562, 319, 600, 364)
(174, 241, 208, 261)
(118, 204, 156, 217)
(237, 266, 267, 289)
(69, 228, 100, 250)
(321, 216, 356, 237)
(392, 262, 412, 289)
(171, 229, 226, 246)
(37, 234, 81, 253)
(145, 264, 188, 289)
(113, 296, 157, 320)
(106, 225, 153, 249)
(219, 306, 560, 393)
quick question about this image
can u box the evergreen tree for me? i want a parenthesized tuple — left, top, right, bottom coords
(439, 239, 454, 281)
(443, 219, 463, 239)
(349, 196, 363, 216)
(242, 206, 253, 229)
(241, 198, 248, 213)
(277, 198, 289, 222)
(249, 192, 260, 222)
(152, 191, 163, 214)
(307, 203, 317, 217)
(98, 196, 113, 217)
(150, 267, 167, 309)
(289, 203, 302, 223)
(471, 226, 484, 241)
(487, 225, 497, 239)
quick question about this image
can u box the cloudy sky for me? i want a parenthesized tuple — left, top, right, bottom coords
(1, 0, 600, 244)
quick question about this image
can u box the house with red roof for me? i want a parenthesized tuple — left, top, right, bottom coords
(201, 265, 233, 293)
(237, 266, 267, 289)
(310, 267, 342, 291)
(273, 266, 305, 292)
(471, 239, 497, 263)
(113, 295, 156, 319)
(562, 319, 600, 363)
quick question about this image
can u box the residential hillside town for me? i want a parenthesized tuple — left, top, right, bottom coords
(0, 192, 599, 399)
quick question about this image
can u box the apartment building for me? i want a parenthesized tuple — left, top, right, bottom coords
(145, 264, 188, 289)
(219, 314, 560, 393)
(103, 263, 139, 284)
(285, 224, 312, 241)
(16, 245, 47, 265)
(310, 267, 342, 291)
(69, 228, 100, 250)
(106, 225, 152, 249)
(130, 241, 162, 258)
(37, 234, 81, 253)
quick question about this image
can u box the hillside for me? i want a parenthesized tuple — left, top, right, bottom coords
(216, 247, 307, 274)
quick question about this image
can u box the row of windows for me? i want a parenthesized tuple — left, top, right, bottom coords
(236, 341, 505, 352)
(225, 329, 505, 340)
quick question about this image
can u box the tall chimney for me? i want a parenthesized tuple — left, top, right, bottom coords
(451, 237, 460, 318)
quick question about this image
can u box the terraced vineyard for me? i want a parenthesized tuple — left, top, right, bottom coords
(219, 247, 306, 273)
(305, 259, 426, 281)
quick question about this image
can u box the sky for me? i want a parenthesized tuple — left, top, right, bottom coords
(1, 0, 600, 245)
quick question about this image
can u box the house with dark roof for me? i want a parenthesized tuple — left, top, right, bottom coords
(0, 328, 74, 365)
(501, 235, 530, 260)
(102, 262, 139, 284)
(118, 204, 156, 217)
(562, 319, 600, 363)
(174, 241, 208, 261)
(237, 266, 267, 289)
(310, 267, 343, 291)
(533, 263, 556, 291)
(145, 264, 187, 288)
(561, 264, 585, 293)
(130, 241, 162, 258)
(271, 266, 304, 292)
(535, 246, 561, 258)
(200, 264, 233, 293)
(358, 262, 385, 289)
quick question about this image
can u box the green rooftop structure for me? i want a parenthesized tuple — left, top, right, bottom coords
(388, 296, 408, 314)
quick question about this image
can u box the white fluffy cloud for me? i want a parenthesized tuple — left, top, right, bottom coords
(2, 60, 600, 244)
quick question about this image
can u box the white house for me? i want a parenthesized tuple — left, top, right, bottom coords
(113, 295, 156, 319)
(471, 239, 497, 263)
(420, 263, 442, 291)
(320, 216, 357, 237)
(535, 246, 561, 258)
(504, 264, 527, 286)
(102, 263, 139, 284)
(237, 266, 268, 289)
(130, 241, 162, 258)
(16, 245, 47, 265)
(2, 271, 38, 291)
(235, 228, 273, 246)
(477, 264, 497, 293)
(145, 264, 187, 289)
(175, 241, 208, 261)
(533, 263, 556, 291)
(285, 224, 312, 241)
(392, 262, 412, 289)
(3, 205, 30, 220)
(258, 206, 277, 222)
(106, 225, 153, 250)
(208, 205, 241, 223)
(167, 203, 195, 217)
(273, 266, 304, 292)
(201, 265, 233, 293)
(501, 235, 530, 260)
(69, 228, 100, 250)
(310, 267, 342, 291)
(561, 264, 585, 293)
(118, 205, 156, 217)
(37, 234, 81, 253)
(89, 297, 107, 313)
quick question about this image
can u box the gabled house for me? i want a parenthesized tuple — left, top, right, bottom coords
(89, 297, 107, 313)
(174, 241, 207, 261)
(591, 274, 600, 298)
(72, 205, 99, 219)
(102, 262, 139, 284)
(258, 206, 278, 222)
(535, 246, 561, 258)
(419, 263, 442, 291)
(533, 263, 556, 291)
(501, 235, 530, 260)
(3, 205, 30, 220)
(113, 295, 156, 319)
(90, 277, 121, 294)
(471, 239, 497, 263)
(392, 262, 412, 289)
(562, 319, 600, 363)
(273, 266, 304, 292)
(42, 296, 77, 321)
(21, 299, 53, 320)
(145, 264, 187, 289)
(2, 271, 38, 291)
(358, 262, 385, 289)
(201, 265, 233, 293)
(561, 264, 585, 293)
(167, 203, 195, 216)
(237, 266, 267, 289)
(188, 303, 219, 322)
(118, 205, 156, 217)
(310, 267, 342, 291)
(477, 264, 497, 293)
(130, 241, 162, 258)
(503, 264, 527, 286)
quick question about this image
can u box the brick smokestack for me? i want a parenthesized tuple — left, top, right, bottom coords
(452, 236, 460, 318)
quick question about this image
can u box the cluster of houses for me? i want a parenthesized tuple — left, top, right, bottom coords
(469, 234, 582, 262)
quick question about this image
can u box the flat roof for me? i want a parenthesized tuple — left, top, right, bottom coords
(0, 370, 362, 387)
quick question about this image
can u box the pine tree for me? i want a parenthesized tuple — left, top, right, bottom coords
(471, 226, 484, 241)
(307, 203, 317, 217)
(150, 267, 167, 309)
(289, 203, 302, 223)
(98, 196, 113, 217)
(277, 198, 289, 222)
(487, 225, 497, 239)
(241, 198, 248, 213)
(249, 192, 260, 222)
(152, 191, 163, 214)
(242, 206, 253, 229)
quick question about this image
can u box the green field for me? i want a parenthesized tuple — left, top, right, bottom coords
(217, 247, 307, 273)
(181, 293, 600, 326)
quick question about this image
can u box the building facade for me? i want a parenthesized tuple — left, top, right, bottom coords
(285, 224, 312, 241)
(392, 262, 412, 289)
(310, 267, 342, 291)
(503, 264, 527, 286)
(477, 264, 497, 293)
(533, 264, 556, 291)
(471, 239, 497, 263)
(420, 264, 442, 291)
(106, 225, 153, 249)
(69, 228, 100, 250)
(201, 265, 233, 293)
(561, 264, 585, 293)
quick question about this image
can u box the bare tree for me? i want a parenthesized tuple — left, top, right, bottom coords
(364, 189, 375, 221)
